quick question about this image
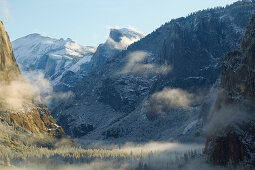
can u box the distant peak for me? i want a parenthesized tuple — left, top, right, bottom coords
(26, 33, 42, 37)
(66, 38, 73, 42)
(109, 29, 124, 42)
(110, 27, 144, 35)
(14, 34, 74, 44)
(109, 27, 144, 42)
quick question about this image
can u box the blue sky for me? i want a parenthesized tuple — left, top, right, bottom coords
(0, 0, 238, 46)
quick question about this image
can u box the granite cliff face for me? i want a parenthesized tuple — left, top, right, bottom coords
(0, 21, 64, 138)
(205, 13, 255, 166)
(53, 1, 255, 141)
(0, 21, 21, 82)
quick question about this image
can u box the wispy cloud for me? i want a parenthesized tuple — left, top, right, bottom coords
(143, 88, 195, 120)
(120, 51, 172, 75)
(204, 104, 249, 135)
(0, 0, 11, 21)
(152, 88, 194, 108)
(0, 71, 74, 111)
(0, 76, 37, 110)
(23, 71, 74, 107)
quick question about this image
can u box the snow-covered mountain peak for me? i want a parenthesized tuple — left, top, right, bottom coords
(107, 27, 144, 49)
(24, 33, 41, 38)
(13, 33, 95, 54)
(11, 33, 97, 98)
(12, 34, 96, 71)
(106, 28, 144, 50)
(109, 28, 144, 42)
(89, 27, 144, 68)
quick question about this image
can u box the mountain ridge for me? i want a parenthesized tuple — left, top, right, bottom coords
(12, 28, 144, 109)
(53, 0, 255, 141)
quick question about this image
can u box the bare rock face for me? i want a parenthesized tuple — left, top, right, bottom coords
(204, 13, 255, 166)
(0, 21, 21, 82)
(205, 121, 255, 165)
(0, 21, 64, 138)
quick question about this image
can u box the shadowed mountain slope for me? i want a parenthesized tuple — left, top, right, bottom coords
(53, 1, 255, 142)
(205, 12, 255, 166)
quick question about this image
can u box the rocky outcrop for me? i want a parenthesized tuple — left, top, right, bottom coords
(204, 13, 255, 166)
(0, 21, 21, 82)
(0, 21, 64, 138)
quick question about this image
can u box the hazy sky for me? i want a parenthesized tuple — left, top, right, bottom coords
(0, 0, 238, 46)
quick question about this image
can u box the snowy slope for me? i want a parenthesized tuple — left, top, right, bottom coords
(52, 27, 144, 92)
(106, 28, 144, 50)
(11, 34, 96, 109)
(12, 33, 96, 78)
(91, 28, 144, 67)
(12, 28, 144, 109)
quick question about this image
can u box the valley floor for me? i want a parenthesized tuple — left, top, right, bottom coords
(0, 138, 253, 170)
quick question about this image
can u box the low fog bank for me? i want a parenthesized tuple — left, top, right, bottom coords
(0, 141, 205, 170)
(7, 140, 252, 170)
(2, 150, 252, 170)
